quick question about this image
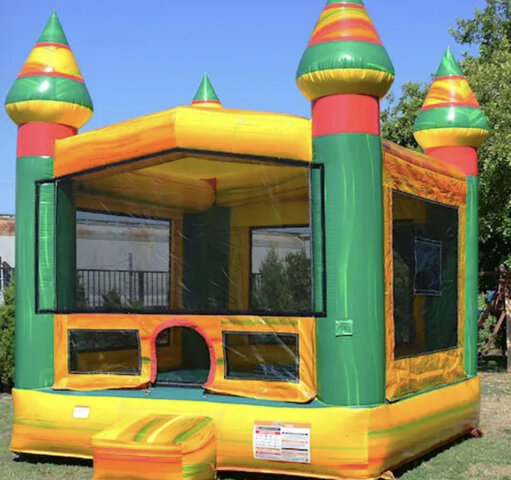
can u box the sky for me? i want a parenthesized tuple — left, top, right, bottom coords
(0, 0, 487, 214)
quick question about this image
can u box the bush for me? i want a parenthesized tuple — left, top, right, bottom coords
(0, 280, 15, 390)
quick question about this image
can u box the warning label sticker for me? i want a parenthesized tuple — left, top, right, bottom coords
(253, 421, 311, 463)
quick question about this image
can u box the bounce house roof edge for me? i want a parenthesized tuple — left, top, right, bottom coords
(53, 105, 467, 182)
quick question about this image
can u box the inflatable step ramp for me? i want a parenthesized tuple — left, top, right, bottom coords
(91, 414, 216, 480)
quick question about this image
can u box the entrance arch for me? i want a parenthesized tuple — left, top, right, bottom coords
(153, 326, 212, 387)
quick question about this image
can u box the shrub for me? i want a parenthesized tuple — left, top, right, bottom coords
(0, 280, 15, 390)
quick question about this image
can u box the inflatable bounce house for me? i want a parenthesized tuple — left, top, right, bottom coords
(5, 1, 489, 479)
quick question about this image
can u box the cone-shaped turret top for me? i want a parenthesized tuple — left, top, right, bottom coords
(296, 0, 395, 101)
(5, 12, 93, 129)
(414, 47, 489, 150)
(191, 74, 222, 108)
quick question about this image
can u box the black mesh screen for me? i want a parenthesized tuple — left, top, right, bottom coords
(76, 212, 171, 311)
(68, 330, 140, 374)
(392, 191, 459, 358)
(54, 154, 319, 315)
(251, 227, 312, 312)
(224, 332, 299, 382)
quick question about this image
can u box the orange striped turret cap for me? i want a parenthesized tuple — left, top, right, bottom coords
(414, 47, 489, 149)
(296, 0, 395, 101)
(5, 12, 93, 129)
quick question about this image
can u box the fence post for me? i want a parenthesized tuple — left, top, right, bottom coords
(138, 272, 144, 306)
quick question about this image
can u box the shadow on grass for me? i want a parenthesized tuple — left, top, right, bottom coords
(219, 436, 478, 480)
(14, 453, 92, 468)
(219, 473, 305, 480)
(478, 355, 507, 373)
(393, 433, 476, 478)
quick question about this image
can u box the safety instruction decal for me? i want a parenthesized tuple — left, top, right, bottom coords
(253, 421, 310, 463)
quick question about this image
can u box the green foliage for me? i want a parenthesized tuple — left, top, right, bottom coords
(0, 280, 15, 389)
(76, 280, 87, 309)
(450, 0, 511, 53)
(382, 0, 511, 272)
(478, 311, 507, 353)
(477, 292, 507, 353)
(452, 1, 511, 271)
(381, 82, 428, 150)
(252, 248, 312, 311)
(101, 288, 123, 309)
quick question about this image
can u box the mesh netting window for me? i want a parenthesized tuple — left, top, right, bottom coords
(223, 332, 299, 382)
(77, 212, 171, 310)
(251, 227, 312, 312)
(68, 330, 140, 374)
(392, 191, 459, 358)
(155, 327, 210, 386)
(52, 153, 320, 315)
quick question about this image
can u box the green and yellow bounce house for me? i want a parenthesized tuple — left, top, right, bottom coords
(5, 2, 489, 480)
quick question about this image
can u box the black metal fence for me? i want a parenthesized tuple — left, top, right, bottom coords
(2, 266, 263, 310)
(77, 269, 170, 309)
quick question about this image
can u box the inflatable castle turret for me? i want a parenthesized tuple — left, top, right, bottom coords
(4, 12, 93, 389)
(191, 74, 222, 108)
(296, 0, 394, 406)
(413, 47, 489, 377)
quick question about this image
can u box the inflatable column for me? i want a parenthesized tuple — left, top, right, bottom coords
(191, 74, 222, 108)
(414, 48, 489, 377)
(4, 12, 93, 388)
(296, 0, 394, 406)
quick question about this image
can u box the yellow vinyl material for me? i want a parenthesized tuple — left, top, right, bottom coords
(413, 127, 489, 150)
(11, 376, 480, 480)
(296, 69, 395, 101)
(6, 100, 93, 130)
(54, 107, 313, 177)
(91, 414, 216, 480)
(53, 314, 316, 403)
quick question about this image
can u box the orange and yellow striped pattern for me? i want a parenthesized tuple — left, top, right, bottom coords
(308, 3, 382, 46)
(53, 314, 316, 403)
(18, 43, 84, 82)
(10, 376, 480, 480)
(91, 414, 216, 480)
(422, 76, 480, 110)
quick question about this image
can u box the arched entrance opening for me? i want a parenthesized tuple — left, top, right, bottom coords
(155, 327, 210, 386)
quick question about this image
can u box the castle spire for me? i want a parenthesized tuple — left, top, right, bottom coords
(296, 0, 395, 101)
(413, 47, 489, 153)
(5, 12, 93, 129)
(414, 47, 489, 378)
(191, 74, 222, 108)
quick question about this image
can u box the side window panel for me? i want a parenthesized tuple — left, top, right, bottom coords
(223, 332, 299, 382)
(68, 329, 141, 375)
(392, 191, 458, 358)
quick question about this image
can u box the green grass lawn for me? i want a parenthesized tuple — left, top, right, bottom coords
(1, 371, 510, 480)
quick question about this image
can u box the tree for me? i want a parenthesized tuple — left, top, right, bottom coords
(450, 0, 511, 53)
(383, 0, 511, 272)
(252, 248, 312, 311)
(452, 0, 511, 271)
(381, 82, 428, 151)
(0, 280, 15, 390)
